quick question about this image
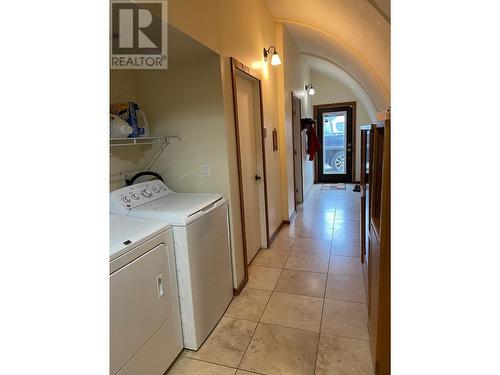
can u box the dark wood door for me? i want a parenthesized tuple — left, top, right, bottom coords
(367, 120, 390, 375)
(291, 94, 303, 205)
(315, 104, 355, 183)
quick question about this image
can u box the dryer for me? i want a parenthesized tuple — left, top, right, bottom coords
(110, 181, 233, 350)
(110, 214, 182, 375)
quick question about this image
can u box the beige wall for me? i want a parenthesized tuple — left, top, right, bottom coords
(168, 0, 284, 238)
(110, 27, 246, 288)
(111, 0, 288, 289)
(110, 1, 381, 290)
(276, 23, 314, 218)
(310, 69, 372, 181)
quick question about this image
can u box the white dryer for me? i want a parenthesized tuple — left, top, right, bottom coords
(110, 214, 182, 375)
(110, 180, 233, 350)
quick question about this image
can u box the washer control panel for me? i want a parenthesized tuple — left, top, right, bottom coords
(110, 180, 174, 214)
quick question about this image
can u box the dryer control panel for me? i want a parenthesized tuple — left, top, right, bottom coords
(110, 180, 175, 215)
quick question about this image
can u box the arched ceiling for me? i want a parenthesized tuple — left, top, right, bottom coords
(367, 0, 390, 21)
(305, 55, 378, 121)
(265, 0, 390, 110)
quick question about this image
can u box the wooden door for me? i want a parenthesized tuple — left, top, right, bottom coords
(361, 128, 372, 302)
(314, 103, 356, 183)
(367, 120, 390, 374)
(292, 94, 303, 205)
(235, 74, 262, 264)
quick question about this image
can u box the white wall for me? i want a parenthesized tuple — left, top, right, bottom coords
(310, 69, 372, 181)
(276, 23, 314, 217)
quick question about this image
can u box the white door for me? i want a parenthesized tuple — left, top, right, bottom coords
(236, 73, 262, 264)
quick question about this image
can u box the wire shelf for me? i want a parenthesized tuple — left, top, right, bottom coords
(110, 137, 162, 147)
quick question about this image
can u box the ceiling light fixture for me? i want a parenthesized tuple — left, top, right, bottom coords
(263, 46, 282, 66)
(305, 84, 315, 95)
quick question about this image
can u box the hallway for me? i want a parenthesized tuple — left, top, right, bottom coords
(167, 184, 373, 375)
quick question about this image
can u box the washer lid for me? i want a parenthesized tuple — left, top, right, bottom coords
(132, 193, 223, 224)
(110, 214, 171, 260)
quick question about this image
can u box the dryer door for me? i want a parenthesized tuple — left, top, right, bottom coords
(110, 243, 173, 374)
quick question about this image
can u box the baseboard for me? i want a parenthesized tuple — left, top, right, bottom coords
(268, 221, 286, 246)
(303, 183, 313, 198)
(233, 275, 248, 296)
(286, 210, 297, 225)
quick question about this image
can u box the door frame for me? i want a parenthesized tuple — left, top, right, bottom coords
(230, 57, 270, 291)
(314, 101, 357, 183)
(291, 93, 303, 208)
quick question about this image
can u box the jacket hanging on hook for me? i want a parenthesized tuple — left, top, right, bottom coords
(302, 118, 321, 161)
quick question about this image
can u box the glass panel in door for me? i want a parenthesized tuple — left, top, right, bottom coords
(322, 110, 347, 175)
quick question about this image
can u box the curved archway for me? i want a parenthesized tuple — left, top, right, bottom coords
(281, 21, 390, 111)
(303, 54, 378, 122)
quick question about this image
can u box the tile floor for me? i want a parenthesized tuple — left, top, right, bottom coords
(167, 184, 374, 375)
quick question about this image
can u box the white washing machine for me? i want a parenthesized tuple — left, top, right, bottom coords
(110, 180, 233, 350)
(110, 214, 182, 375)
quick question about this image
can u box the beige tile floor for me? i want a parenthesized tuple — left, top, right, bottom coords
(167, 184, 374, 375)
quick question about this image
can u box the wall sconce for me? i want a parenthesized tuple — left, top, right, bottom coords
(263, 46, 282, 66)
(305, 84, 315, 95)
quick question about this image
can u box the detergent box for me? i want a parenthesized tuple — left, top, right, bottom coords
(110, 102, 143, 138)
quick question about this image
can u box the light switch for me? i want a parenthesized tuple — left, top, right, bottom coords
(202, 165, 209, 177)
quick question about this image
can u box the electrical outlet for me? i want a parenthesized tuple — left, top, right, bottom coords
(202, 165, 209, 177)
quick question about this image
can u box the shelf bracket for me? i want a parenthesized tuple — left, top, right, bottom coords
(164, 135, 182, 146)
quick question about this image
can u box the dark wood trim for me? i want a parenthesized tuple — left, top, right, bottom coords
(268, 221, 286, 245)
(291, 92, 303, 209)
(230, 57, 270, 281)
(313, 101, 357, 183)
(230, 57, 248, 282)
(257, 73, 271, 247)
(365, 0, 390, 24)
(313, 101, 357, 111)
(366, 119, 390, 374)
(231, 58, 262, 80)
(233, 275, 248, 296)
(291, 92, 297, 212)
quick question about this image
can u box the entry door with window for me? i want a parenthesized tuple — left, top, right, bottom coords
(316, 105, 354, 183)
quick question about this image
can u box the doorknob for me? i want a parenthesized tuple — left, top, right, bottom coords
(255, 175, 262, 181)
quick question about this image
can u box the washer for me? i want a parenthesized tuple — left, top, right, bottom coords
(110, 180, 233, 350)
(110, 214, 182, 375)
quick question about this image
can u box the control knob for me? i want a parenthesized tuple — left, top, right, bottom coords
(153, 187, 161, 193)
(131, 193, 140, 200)
(122, 196, 131, 203)
(142, 188, 153, 197)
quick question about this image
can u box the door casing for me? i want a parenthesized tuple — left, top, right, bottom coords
(291, 93, 303, 207)
(314, 102, 357, 183)
(230, 57, 270, 293)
